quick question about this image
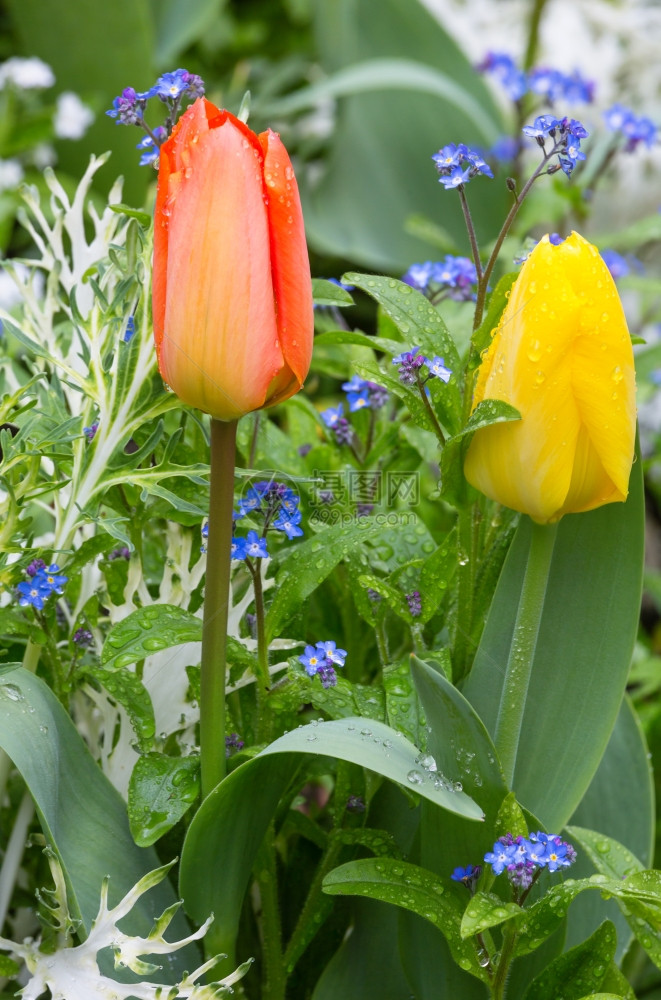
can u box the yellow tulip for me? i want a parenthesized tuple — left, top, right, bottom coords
(464, 232, 636, 523)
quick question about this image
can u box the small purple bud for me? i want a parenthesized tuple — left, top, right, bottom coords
(73, 627, 93, 647)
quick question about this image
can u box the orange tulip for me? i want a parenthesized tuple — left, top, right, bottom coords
(152, 98, 314, 421)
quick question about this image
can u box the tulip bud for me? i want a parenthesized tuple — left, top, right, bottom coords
(464, 232, 636, 523)
(152, 98, 313, 421)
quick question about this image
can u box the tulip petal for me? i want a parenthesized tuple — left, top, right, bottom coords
(155, 102, 287, 420)
(258, 128, 314, 396)
(465, 231, 636, 523)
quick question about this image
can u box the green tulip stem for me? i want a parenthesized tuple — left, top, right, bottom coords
(200, 417, 238, 799)
(457, 187, 483, 282)
(472, 150, 560, 333)
(245, 556, 272, 740)
(418, 382, 446, 445)
(493, 519, 558, 787)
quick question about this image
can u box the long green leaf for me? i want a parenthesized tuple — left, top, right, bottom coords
(264, 58, 499, 141)
(297, 0, 506, 271)
(411, 655, 506, 824)
(311, 899, 413, 1000)
(322, 857, 488, 983)
(462, 450, 644, 831)
(0, 667, 195, 969)
(179, 717, 483, 960)
(521, 921, 616, 1000)
(564, 697, 654, 962)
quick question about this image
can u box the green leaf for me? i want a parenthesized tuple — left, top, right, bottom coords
(514, 869, 661, 961)
(0, 667, 194, 967)
(312, 278, 355, 307)
(567, 827, 645, 882)
(266, 522, 383, 642)
(597, 962, 637, 999)
(460, 891, 521, 939)
(344, 272, 462, 380)
(151, 0, 224, 65)
(462, 399, 522, 436)
(109, 204, 152, 227)
(471, 272, 518, 361)
(440, 399, 521, 508)
(102, 604, 202, 670)
(399, 911, 488, 1000)
(313, 328, 403, 355)
(462, 446, 645, 832)
(265, 58, 500, 140)
(180, 717, 483, 964)
(128, 753, 200, 846)
(322, 857, 488, 982)
(0, 954, 19, 976)
(91, 667, 155, 751)
(522, 921, 616, 1000)
(259, 718, 483, 822)
(495, 791, 529, 841)
(311, 899, 413, 1000)
(297, 0, 506, 271)
(567, 825, 661, 968)
(382, 658, 422, 744)
(353, 359, 438, 433)
(410, 655, 506, 822)
(417, 529, 457, 623)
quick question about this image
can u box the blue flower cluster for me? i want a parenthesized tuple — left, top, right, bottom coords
(484, 831, 576, 889)
(204, 480, 303, 562)
(299, 640, 347, 688)
(341, 374, 389, 413)
(432, 143, 493, 189)
(522, 115, 588, 175)
(17, 560, 68, 610)
(604, 104, 657, 151)
(450, 864, 482, 887)
(106, 68, 205, 165)
(225, 732, 244, 757)
(136, 127, 167, 167)
(600, 248, 643, 280)
(478, 52, 594, 106)
(402, 255, 478, 301)
(392, 347, 452, 387)
(320, 375, 388, 445)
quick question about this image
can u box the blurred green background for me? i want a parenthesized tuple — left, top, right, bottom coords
(0, 0, 509, 272)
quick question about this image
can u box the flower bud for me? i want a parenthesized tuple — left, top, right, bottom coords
(152, 98, 313, 421)
(464, 232, 635, 523)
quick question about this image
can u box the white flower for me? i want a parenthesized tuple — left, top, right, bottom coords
(54, 92, 94, 140)
(30, 143, 57, 169)
(0, 158, 24, 193)
(0, 856, 253, 1000)
(0, 56, 54, 90)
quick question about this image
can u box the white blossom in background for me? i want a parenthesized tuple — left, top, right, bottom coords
(0, 855, 252, 1000)
(0, 158, 24, 193)
(54, 91, 95, 140)
(30, 143, 57, 169)
(0, 56, 55, 90)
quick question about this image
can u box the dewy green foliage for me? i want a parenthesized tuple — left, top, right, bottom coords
(0, 24, 659, 1000)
